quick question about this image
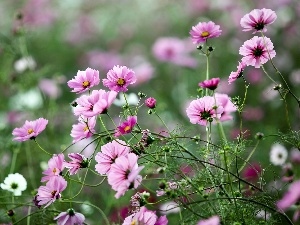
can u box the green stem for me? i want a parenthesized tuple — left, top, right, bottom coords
(34, 140, 52, 155)
(9, 147, 19, 174)
(238, 140, 260, 173)
(205, 53, 210, 96)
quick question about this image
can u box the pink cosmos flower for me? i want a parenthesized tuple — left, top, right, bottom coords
(107, 153, 144, 199)
(239, 36, 276, 68)
(70, 116, 96, 143)
(122, 206, 168, 225)
(198, 78, 220, 90)
(73, 89, 117, 117)
(132, 62, 155, 86)
(115, 116, 137, 137)
(240, 8, 277, 33)
(54, 208, 85, 225)
(64, 153, 88, 175)
(67, 68, 100, 94)
(197, 215, 220, 225)
(36, 176, 67, 208)
(95, 140, 130, 175)
(12, 118, 48, 142)
(39, 78, 61, 99)
(41, 154, 65, 182)
(186, 96, 224, 126)
(242, 162, 262, 181)
(145, 97, 157, 109)
(215, 93, 237, 122)
(190, 21, 222, 44)
(152, 37, 197, 68)
(228, 62, 246, 84)
(277, 180, 300, 211)
(103, 65, 136, 92)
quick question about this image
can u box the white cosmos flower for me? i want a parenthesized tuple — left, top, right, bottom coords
(270, 143, 288, 166)
(1, 173, 27, 196)
(159, 201, 180, 215)
(113, 93, 139, 107)
(14, 56, 36, 73)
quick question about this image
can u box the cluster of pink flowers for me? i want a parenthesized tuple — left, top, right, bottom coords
(95, 140, 144, 198)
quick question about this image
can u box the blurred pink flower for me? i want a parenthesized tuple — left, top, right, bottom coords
(240, 8, 277, 33)
(103, 65, 136, 92)
(247, 68, 263, 84)
(186, 96, 224, 126)
(73, 90, 117, 117)
(290, 148, 300, 164)
(228, 61, 246, 84)
(64, 153, 88, 175)
(115, 116, 137, 137)
(95, 139, 130, 175)
(281, 163, 294, 182)
(37, 176, 67, 208)
(199, 78, 220, 90)
(145, 97, 157, 109)
(242, 106, 264, 121)
(54, 208, 85, 225)
(239, 36, 276, 68)
(67, 68, 100, 94)
(41, 154, 65, 182)
(277, 180, 300, 211)
(39, 78, 61, 99)
(70, 116, 96, 143)
(132, 62, 155, 86)
(242, 162, 262, 181)
(217, 79, 236, 95)
(190, 21, 222, 44)
(215, 93, 237, 122)
(108, 153, 144, 199)
(197, 215, 220, 225)
(152, 37, 197, 68)
(12, 118, 48, 142)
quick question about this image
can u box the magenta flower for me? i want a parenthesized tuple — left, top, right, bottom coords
(36, 176, 67, 208)
(70, 116, 96, 143)
(115, 116, 137, 137)
(198, 78, 220, 90)
(122, 206, 168, 225)
(197, 215, 220, 225)
(12, 118, 48, 142)
(186, 96, 224, 126)
(54, 208, 85, 225)
(228, 62, 246, 84)
(190, 21, 222, 44)
(277, 180, 300, 211)
(73, 89, 117, 117)
(107, 153, 144, 199)
(103, 65, 136, 92)
(64, 153, 89, 175)
(41, 154, 65, 182)
(145, 97, 157, 109)
(95, 139, 130, 175)
(67, 67, 100, 94)
(240, 8, 277, 33)
(239, 36, 276, 68)
(215, 93, 237, 122)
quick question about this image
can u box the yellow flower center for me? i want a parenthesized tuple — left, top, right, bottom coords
(53, 168, 57, 174)
(82, 81, 90, 87)
(201, 31, 210, 37)
(83, 126, 89, 132)
(117, 78, 125, 86)
(130, 220, 137, 225)
(27, 128, 34, 134)
(124, 125, 131, 132)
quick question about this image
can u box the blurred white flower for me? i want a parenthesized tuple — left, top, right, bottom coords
(270, 143, 288, 166)
(1, 173, 27, 196)
(14, 56, 36, 73)
(113, 93, 139, 107)
(9, 88, 43, 110)
(80, 201, 94, 215)
(159, 201, 180, 215)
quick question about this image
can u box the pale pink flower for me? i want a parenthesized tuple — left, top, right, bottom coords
(38, 78, 61, 99)
(70, 116, 96, 143)
(186, 96, 224, 126)
(199, 78, 220, 90)
(107, 153, 144, 198)
(239, 36, 276, 68)
(277, 180, 300, 211)
(73, 90, 117, 117)
(54, 208, 85, 225)
(190, 21, 222, 44)
(152, 37, 197, 68)
(197, 215, 220, 225)
(12, 118, 48, 142)
(41, 154, 65, 182)
(36, 176, 67, 208)
(64, 153, 88, 175)
(228, 62, 246, 84)
(103, 65, 136, 92)
(95, 140, 130, 175)
(242, 106, 264, 121)
(240, 8, 277, 33)
(67, 68, 100, 94)
(215, 93, 237, 122)
(115, 116, 137, 137)
(132, 62, 155, 86)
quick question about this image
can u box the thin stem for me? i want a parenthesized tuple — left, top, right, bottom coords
(9, 147, 19, 174)
(238, 140, 260, 173)
(34, 140, 52, 155)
